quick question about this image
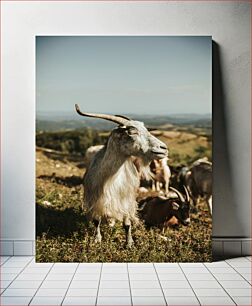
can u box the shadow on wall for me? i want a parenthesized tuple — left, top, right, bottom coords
(212, 41, 245, 239)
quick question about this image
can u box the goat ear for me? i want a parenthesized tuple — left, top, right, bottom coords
(172, 202, 180, 210)
(127, 126, 139, 136)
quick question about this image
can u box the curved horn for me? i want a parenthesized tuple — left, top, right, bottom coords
(115, 114, 131, 121)
(183, 185, 190, 202)
(169, 186, 185, 203)
(75, 104, 130, 126)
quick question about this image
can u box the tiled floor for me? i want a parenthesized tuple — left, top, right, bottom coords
(0, 256, 251, 305)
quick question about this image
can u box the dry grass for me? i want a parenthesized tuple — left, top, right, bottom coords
(36, 139, 212, 262)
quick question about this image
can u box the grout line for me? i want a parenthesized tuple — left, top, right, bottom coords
(244, 257, 252, 262)
(127, 263, 133, 306)
(28, 260, 55, 305)
(225, 260, 252, 286)
(178, 263, 201, 306)
(203, 263, 238, 305)
(61, 263, 79, 306)
(0, 256, 34, 297)
(0, 256, 12, 266)
(95, 262, 103, 306)
(153, 263, 169, 306)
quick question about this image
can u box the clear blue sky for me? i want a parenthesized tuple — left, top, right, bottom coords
(36, 36, 211, 115)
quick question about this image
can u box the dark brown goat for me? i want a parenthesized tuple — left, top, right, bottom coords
(138, 187, 190, 228)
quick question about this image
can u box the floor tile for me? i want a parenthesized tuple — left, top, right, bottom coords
(154, 263, 179, 267)
(35, 287, 67, 296)
(7, 256, 33, 262)
(73, 273, 100, 281)
(101, 273, 128, 281)
(185, 273, 215, 281)
(165, 296, 200, 305)
(204, 261, 230, 267)
(22, 267, 50, 274)
(0, 280, 12, 289)
(70, 280, 99, 288)
(16, 273, 46, 281)
(99, 281, 129, 288)
(45, 273, 73, 281)
(189, 280, 222, 288)
(198, 296, 236, 305)
(132, 296, 166, 305)
(128, 266, 155, 274)
(1, 288, 37, 296)
(27, 262, 53, 268)
(102, 266, 127, 273)
(128, 263, 153, 268)
(98, 288, 130, 296)
(228, 261, 252, 268)
(214, 273, 247, 281)
(207, 267, 236, 274)
(182, 267, 209, 274)
(8, 280, 42, 289)
(155, 267, 182, 273)
(219, 280, 252, 288)
(0, 256, 10, 264)
(50, 266, 77, 274)
(129, 273, 157, 281)
(79, 263, 102, 267)
(160, 280, 190, 288)
(2, 261, 28, 268)
(130, 280, 160, 289)
(179, 263, 205, 267)
(0, 296, 32, 305)
(75, 266, 101, 273)
(158, 273, 187, 281)
(50, 262, 78, 267)
(66, 288, 98, 296)
(97, 296, 132, 305)
(40, 280, 71, 288)
(234, 267, 251, 274)
(241, 273, 252, 283)
(62, 296, 96, 305)
(131, 288, 163, 296)
(30, 296, 64, 305)
(226, 257, 250, 263)
(232, 296, 252, 305)
(225, 288, 252, 296)
(163, 288, 195, 296)
(1, 274, 17, 281)
(193, 288, 228, 296)
(1, 267, 23, 274)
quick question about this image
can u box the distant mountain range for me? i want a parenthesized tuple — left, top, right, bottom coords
(36, 112, 212, 132)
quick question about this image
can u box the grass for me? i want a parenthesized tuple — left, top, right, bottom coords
(36, 129, 212, 262)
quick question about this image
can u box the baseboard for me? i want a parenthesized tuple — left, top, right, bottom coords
(0, 240, 35, 256)
(0, 238, 251, 257)
(212, 237, 251, 259)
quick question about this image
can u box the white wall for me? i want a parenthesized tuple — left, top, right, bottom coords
(1, 2, 250, 252)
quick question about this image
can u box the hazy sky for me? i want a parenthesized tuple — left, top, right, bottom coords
(36, 36, 211, 115)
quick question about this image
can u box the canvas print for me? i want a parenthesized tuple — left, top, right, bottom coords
(36, 36, 212, 262)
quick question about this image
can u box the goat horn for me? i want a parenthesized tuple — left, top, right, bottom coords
(183, 185, 190, 202)
(75, 104, 130, 126)
(115, 114, 131, 121)
(169, 186, 185, 203)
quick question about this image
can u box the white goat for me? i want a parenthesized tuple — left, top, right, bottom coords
(75, 104, 168, 247)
